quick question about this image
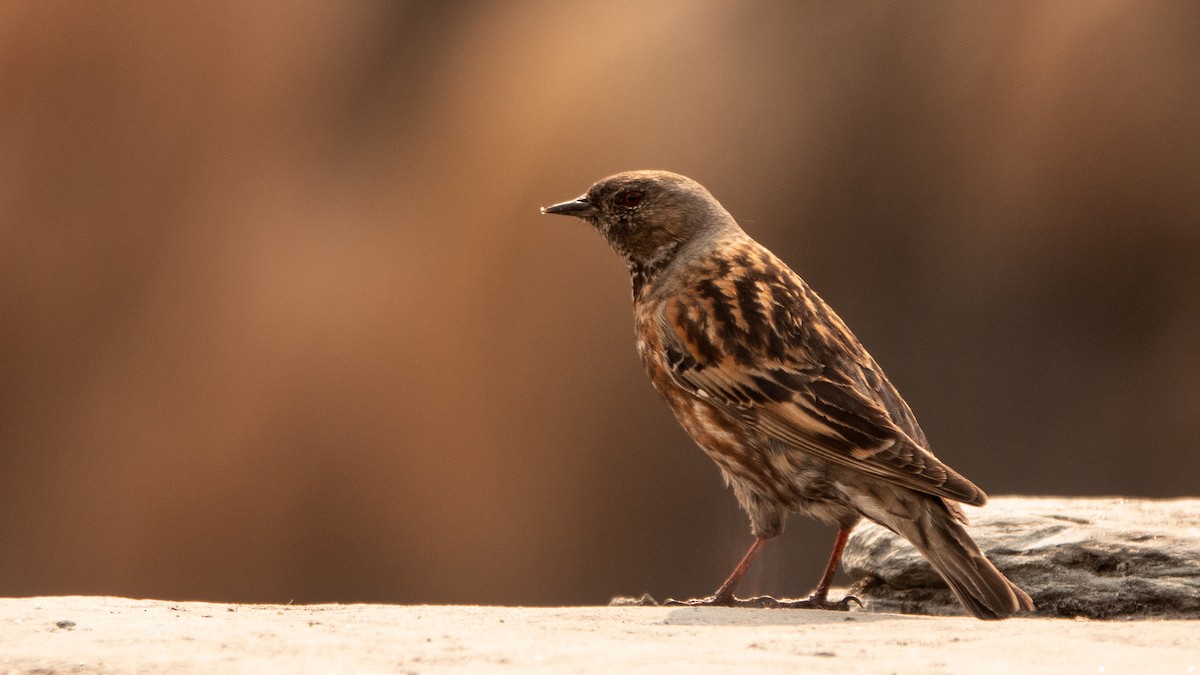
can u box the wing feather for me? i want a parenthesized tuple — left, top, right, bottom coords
(659, 262, 986, 507)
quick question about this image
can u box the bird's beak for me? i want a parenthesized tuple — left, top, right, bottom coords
(541, 196, 595, 218)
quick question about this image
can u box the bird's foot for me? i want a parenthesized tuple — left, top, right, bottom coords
(663, 593, 743, 608)
(771, 593, 862, 611)
(665, 593, 860, 611)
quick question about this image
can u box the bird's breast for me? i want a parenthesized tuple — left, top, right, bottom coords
(633, 304, 745, 453)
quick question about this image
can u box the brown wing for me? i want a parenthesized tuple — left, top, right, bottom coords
(658, 252, 986, 506)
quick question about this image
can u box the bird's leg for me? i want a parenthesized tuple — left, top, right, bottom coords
(810, 526, 852, 602)
(664, 530, 860, 610)
(665, 537, 770, 607)
(711, 536, 769, 603)
(774, 527, 861, 610)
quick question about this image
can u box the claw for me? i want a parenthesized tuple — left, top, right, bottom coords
(838, 595, 864, 610)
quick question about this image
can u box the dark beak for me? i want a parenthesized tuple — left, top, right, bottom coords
(541, 197, 595, 218)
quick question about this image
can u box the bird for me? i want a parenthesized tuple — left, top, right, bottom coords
(541, 170, 1034, 620)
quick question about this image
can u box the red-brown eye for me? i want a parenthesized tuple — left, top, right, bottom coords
(622, 190, 644, 208)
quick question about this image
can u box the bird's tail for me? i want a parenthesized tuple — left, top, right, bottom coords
(880, 498, 1034, 620)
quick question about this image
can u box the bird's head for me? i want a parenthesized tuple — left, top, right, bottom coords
(541, 170, 737, 276)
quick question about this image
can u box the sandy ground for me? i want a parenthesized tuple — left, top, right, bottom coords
(1, 597, 1197, 674)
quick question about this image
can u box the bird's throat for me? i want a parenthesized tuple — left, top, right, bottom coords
(627, 240, 680, 301)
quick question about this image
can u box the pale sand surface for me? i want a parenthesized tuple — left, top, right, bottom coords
(1, 596, 1196, 674)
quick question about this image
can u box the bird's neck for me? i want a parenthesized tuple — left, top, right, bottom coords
(626, 240, 681, 301)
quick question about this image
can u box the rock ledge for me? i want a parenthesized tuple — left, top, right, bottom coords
(843, 496, 1200, 619)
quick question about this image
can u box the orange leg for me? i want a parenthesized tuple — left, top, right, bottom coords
(711, 536, 770, 603)
(667, 537, 770, 607)
(809, 526, 852, 602)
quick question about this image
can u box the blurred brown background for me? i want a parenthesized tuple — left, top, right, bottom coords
(2, 2, 1197, 605)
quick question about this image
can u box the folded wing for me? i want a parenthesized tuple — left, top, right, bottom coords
(658, 264, 986, 507)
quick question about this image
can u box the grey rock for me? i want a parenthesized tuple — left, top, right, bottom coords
(842, 497, 1200, 619)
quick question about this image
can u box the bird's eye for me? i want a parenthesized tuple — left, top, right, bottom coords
(621, 190, 644, 208)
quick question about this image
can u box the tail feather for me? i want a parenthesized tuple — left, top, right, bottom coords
(925, 527, 1034, 620)
(874, 496, 1034, 620)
